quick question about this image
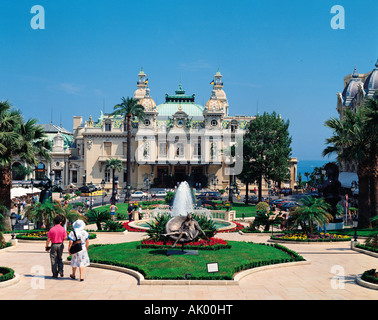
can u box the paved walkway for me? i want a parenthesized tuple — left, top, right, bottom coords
(0, 230, 377, 300)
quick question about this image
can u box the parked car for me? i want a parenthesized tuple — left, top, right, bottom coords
(197, 191, 221, 200)
(131, 191, 148, 200)
(154, 190, 167, 198)
(244, 195, 259, 204)
(280, 202, 298, 211)
(281, 188, 292, 196)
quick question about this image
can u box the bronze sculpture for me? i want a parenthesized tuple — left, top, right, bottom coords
(164, 213, 207, 248)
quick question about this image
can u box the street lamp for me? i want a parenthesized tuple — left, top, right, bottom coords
(49, 171, 55, 183)
(101, 179, 105, 206)
(352, 214, 359, 242)
(10, 212, 17, 240)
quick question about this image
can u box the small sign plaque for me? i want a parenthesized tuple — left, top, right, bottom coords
(207, 262, 219, 273)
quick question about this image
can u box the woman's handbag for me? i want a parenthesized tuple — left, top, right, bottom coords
(69, 230, 82, 254)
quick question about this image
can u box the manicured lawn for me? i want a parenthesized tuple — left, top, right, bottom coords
(229, 202, 257, 218)
(87, 240, 300, 280)
(328, 228, 378, 237)
(96, 201, 258, 218)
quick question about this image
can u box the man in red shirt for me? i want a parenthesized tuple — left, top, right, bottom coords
(46, 216, 67, 278)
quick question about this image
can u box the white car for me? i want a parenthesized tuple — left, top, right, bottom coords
(155, 190, 167, 198)
(131, 191, 147, 199)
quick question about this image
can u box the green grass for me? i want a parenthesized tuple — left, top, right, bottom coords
(229, 202, 257, 218)
(96, 202, 257, 218)
(328, 228, 378, 237)
(87, 241, 300, 280)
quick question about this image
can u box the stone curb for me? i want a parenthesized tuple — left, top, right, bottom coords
(63, 259, 310, 286)
(267, 239, 351, 245)
(356, 274, 378, 290)
(0, 273, 20, 288)
(351, 246, 378, 258)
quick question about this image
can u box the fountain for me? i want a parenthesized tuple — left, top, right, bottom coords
(170, 181, 195, 217)
(128, 181, 236, 233)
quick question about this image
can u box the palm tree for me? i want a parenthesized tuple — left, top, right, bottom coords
(55, 202, 86, 225)
(112, 97, 145, 202)
(323, 98, 377, 228)
(85, 208, 111, 231)
(0, 101, 51, 230)
(289, 196, 333, 235)
(24, 198, 57, 230)
(104, 158, 123, 204)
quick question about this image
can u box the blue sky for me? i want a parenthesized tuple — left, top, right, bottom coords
(0, 0, 377, 161)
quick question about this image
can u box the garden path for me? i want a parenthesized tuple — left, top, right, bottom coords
(0, 230, 377, 300)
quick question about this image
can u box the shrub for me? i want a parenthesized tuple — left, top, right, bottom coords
(256, 202, 270, 213)
(361, 269, 378, 284)
(164, 191, 175, 204)
(104, 220, 125, 232)
(0, 267, 15, 282)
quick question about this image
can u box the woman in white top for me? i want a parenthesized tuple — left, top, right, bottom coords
(68, 220, 90, 281)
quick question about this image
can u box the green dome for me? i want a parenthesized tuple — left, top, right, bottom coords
(156, 83, 204, 117)
(157, 103, 204, 117)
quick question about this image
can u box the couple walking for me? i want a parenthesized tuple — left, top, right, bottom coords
(45, 217, 90, 281)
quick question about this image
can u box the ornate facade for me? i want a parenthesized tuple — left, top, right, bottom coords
(336, 59, 378, 187)
(16, 69, 298, 193)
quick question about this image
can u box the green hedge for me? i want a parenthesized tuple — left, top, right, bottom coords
(361, 269, 378, 284)
(356, 244, 378, 254)
(0, 267, 15, 282)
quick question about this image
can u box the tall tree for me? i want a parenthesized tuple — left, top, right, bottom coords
(0, 101, 51, 230)
(323, 97, 377, 228)
(289, 196, 333, 235)
(112, 97, 145, 202)
(241, 111, 292, 201)
(104, 158, 123, 204)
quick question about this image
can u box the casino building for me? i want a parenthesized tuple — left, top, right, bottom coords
(14, 69, 298, 194)
(336, 59, 378, 189)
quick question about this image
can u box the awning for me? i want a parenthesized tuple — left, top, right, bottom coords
(338, 172, 358, 188)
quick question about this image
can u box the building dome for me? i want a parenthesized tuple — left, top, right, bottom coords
(156, 84, 204, 117)
(364, 59, 378, 96)
(139, 97, 156, 111)
(205, 98, 223, 111)
(134, 87, 147, 100)
(342, 68, 362, 105)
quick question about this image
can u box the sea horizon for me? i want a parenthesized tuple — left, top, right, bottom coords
(296, 159, 336, 181)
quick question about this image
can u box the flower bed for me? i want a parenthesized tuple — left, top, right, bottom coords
(0, 267, 15, 283)
(137, 237, 231, 250)
(122, 221, 146, 232)
(16, 230, 97, 240)
(216, 221, 244, 233)
(271, 232, 351, 242)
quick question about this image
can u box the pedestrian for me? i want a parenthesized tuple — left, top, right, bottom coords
(109, 203, 118, 221)
(127, 204, 133, 221)
(45, 215, 67, 278)
(68, 220, 90, 282)
(138, 206, 142, 220)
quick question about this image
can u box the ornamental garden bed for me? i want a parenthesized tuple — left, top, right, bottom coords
(122, 221, 243, 233)
(15, 230, 97, 241)
(85, 240, 305, 280)
(0, 267, 15, 282)
(270, 232, 351, 243)
(361, 269, 378, 285)
(138, 238, 231, 250)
